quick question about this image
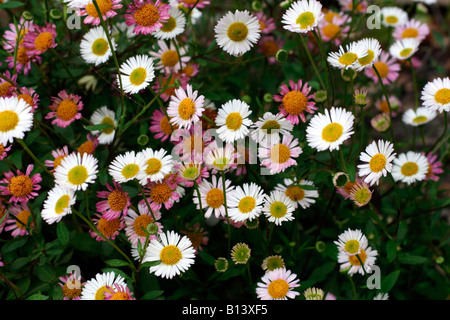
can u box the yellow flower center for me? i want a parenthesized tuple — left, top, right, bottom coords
(0, 110, 19, 132)
(145, 158, 162, 175)
(412, 115, 428, 124)
(322, 123, 344, 142)
(296, 11, 315, 29)
(160, 115, 174, 135)
(161, 50, 179, 68)
(183, 166, 199, 179)
(150, 183, 172, 204)
(206, 188, 224, 208)
(399, 48, 413, 58)
(97, 217, 121, 237)
(91, 38, 109, 56)
(261, 120, 281, 134)
(285, 185, 305, 201)
(324, 11, 340, 23)
(358, 49, 374, 66)
(121, 163, 140, 179)
(401, 161, 419, 176)
(34, 32, 53, 52)
(0, 82, 12, 97)
(134, 3, 160, 27)
(369, 153, 386, 173)
(213, 156, 230, 171)
(225, 112, 243, 130)
(160, 245, 182, 265)
(17, 47, 32, 64)
(322, 23, 341, 39)
(270, 143, 291, 164)
(161, 16, 177, 32)
(94, 285, 114, 300)
(353, 187, 372, 205)
(53, 155, 66, 169)
(267, 279, 289, 299)
(56, 100, 79, 122)
(85, 0, 112, 17)
(238, 196, 256, 213)
(338, 52, 358, 66)
(55, 194, 70, 214)
(344, 239, 360, 254)
(270, 201, 287, 218)
(435, 88, 450, 105)
(16, 210, 31, 229)
(8, 175, 33, 198)
(133, 214, 153, 237)
(129, 67, 147, 86)
(108, 190, 128, 212)
(282, 91, 308, 115)
(178, 98, 196, 120)
(374, 61, 389, 78)
(227, 22, 249, 42)
(100, 116, 115, 134)
(402, 28, 419, 38)
(385, 16, 398, 24)
(348, 248, 367, 266)
(68, 165, 88, 186)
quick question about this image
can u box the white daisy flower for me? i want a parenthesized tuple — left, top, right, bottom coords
(150, 39, 190, 73)
(167, 84, 205, 130)
(54, 152, 99, 191)
(41, 186, 76, 225)
(402, 107, 437, 126)
(204, 143, 238, 172)
(250, 112, 294, 145)
(389, 38, 420, 60)
(0, 96, 33, 146)
(143, 230, 196, 279)
(215, 99, 253, 144)
(227, 182, 266, 222)
(327, 41, 368, 70)
(64, 0, 92, 8)
(334, 228, 368, 256)
(421, 77, 450, 113)
(355, 38, 382, 71)
(274, 178, 319, 209)
(108, 151, 146, 184)
(214, 10, 261, 56)
(380, 7, 408, 27)
(136, 147, 174, 184)
(89, 106, 117, 145)
(306, 106, 355, 152)
(154, 6, 186, 40)
(80, 26, 116, 66)
(256, 267, 300, 300)
(193, 175, 235, 219)
(80, 271, 126, 300)
(391, 151, 429, 185)
(117, 55, 155, 94)
(358, 140, 396, 186)
(282, 0, 324, 34)
(262, 191, 296, 226)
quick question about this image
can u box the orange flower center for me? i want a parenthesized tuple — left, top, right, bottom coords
(107, 190, 128, 212)
(374, 61, 389, 79)
(8, 175, 33, 198)
(56, 100, 79, 122)
(97, 218, 121, 237)
(0, 82, 12, 97)
(16, 210, 32, 229)
(282, 91, 308, 115)
(85, 0, 112, 18)
(77, 141, 95, 155)
(134, 3, 160, 27)
(133, 214, 153, 237)
(34, 32, 53, 52)
(150, 183, 172, 204)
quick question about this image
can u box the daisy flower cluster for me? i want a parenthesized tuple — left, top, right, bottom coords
(0, 0, 448, 303)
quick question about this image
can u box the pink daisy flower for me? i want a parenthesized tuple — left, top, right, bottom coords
(77, 133, 99, 156)
(273, 79, 317, 124)
(5, 45, 41, 76)
(255, 11, 276, 34)
(182, 62, 200, 79)
(258, 133, 302, 174)
(14, 86, 40, 112)
(46, 90, 83, 128)
(171, 125, 214, 162)
(336, 176, 364, 200)
(104, 284, 136, 300)
(364, 51, 400, 85)
(89, 212, 125, 241)
(22, 23, 57, 56)
(124, 203, 163, 246)
(339, 0, 367, 13)
(150, 39, 191, 73)
(0, 143, 12, 161)
(96, 181, 131, 221)
(2, 17, 36, 53)
(142, 173, 181, 212)
(318, 14, 349, 46)
(77, 0, 123, 26)
(176, 0, 210, 8)
(44, 145, 71, 172)
(0, 164, 42, 204)
(151, 71, 189, 101)
(125, 0, 171, 35)
(423, 152, 443, 182)
(258, 36, 285, 64)
(393, 18, 430, 42)
(256, 267, 300, 300)
(0, 71, 18, 98)
(180, 222, 209, 254)
(58, 272, 86, 300)
(4, 203, 34, 237)
(174, 156, 210, 187)
(149, 108, 177, 142)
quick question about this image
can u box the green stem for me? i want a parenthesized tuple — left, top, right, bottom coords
(368, 202, 393, 241)
(221, 170, 231, 255)
(118, 92, 159, 136)
(429, 111, 448, 153)
(347, 274, 357, 300)
(356, 254, 367, 275)
(246, 263, 253, 285)
(298, 33, 326, 91)
(51, 48, 75, 81)
(409, 58, 419, 110)
(194, 180, 204, 217)
(135, 180, 157, 222)
(372, 65, 395, 144)
(16, 139, 52, 176)
(420, 126, 426, 149)
(338, 148, 347, 173)
(313, 29, 336, 106)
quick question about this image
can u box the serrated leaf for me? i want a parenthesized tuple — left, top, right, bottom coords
(381, 270, 401, 293)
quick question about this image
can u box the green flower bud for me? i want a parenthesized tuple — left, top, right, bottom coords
(251, 1, 263, 12)
(22, 11, 34, 21)
(137, 134, 149, 146)
(215, 257, 229, 273)
(50, 9, 63, 20)
(280, 0, 292, 10)
(241, 94, 251, 104)
(146, 223, 159, 235)
(315, 241, 326, 253)
(314, 90, 327, 103)
(263, 93, 273, 103)
(275, 49, 288, 63)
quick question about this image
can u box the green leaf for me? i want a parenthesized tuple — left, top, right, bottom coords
(105, 259, 130, 267)
(198, 250, 215, 266)
(26, 293, 49, 300)
(35, 263, 56, 283)
(386, 240, 397, 262)
(84, 123, 115, 131)
(2, 237, 28, 253)
(11, 257, 31, 270)
(398, 253, 428, 265)
(298, 184, 317, 191)
(57, 222, 70, 245)
(381, 270, 401, 293)
(141, 290, 164, 300)
(0, 1, 25, 9)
